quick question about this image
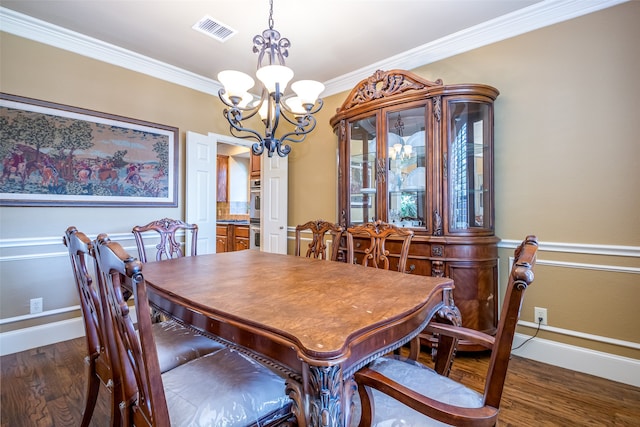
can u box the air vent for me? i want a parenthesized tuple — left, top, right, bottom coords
(192, 15, 237, 42)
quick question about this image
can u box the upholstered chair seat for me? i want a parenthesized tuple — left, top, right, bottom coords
(161, 348, 290, 426)
(146, 321, 225, 373)
(351, 356, 484, 427)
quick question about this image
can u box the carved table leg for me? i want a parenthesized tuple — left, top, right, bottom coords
(286, 378, 307, 427)
(437, 287, 462, 327)
(303, 364, 357, 427)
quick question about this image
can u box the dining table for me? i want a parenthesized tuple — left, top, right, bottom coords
(139, 250, 455, 427)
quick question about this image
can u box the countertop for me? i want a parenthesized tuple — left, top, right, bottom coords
(217, 220, 249, 225)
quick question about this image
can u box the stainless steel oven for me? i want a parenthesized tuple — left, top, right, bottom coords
(249, 179, 260, 250)
(250, 220, 260, 250)
(250, 179, 260, 220)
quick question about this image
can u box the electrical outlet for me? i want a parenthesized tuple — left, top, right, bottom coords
(30, 297, 43, 314)
(534, 306, 547, 325)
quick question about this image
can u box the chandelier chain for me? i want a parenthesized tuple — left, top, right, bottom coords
(268, 0, 274, 30)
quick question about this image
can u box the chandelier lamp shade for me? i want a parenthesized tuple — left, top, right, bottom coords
(217, 0, 324, 157)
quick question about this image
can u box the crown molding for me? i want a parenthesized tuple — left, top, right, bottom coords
(322, 0, 629, 95)
(0, 6, 222, 95)
(0, 0, 629, 97)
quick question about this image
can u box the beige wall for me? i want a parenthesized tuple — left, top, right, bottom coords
(1, 2, 639, 363)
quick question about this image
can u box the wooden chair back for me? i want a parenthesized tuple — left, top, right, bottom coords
(63, 226, 121, 427)
(354, 235, 539, 426)
(93, 233, 168, 427)
(132, 218, 198, 263)
(346, 220, 414, 272)
(482, 234, 539, 408)
(295, 219, 343, 261)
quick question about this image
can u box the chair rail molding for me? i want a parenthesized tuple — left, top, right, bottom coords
(498, 238, 640, 258)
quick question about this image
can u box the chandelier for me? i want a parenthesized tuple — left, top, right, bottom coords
(217, 0, 324, 157)
(390, 114, 412, 160)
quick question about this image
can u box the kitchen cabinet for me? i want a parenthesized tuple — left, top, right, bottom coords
(250, 153, 261, 178)
(216, 155, 229, 202)
(216, 223, 249, 253)
(330, 69, 499, 349)
(234, 225, 249, 251)
(216, 225, 228, 253)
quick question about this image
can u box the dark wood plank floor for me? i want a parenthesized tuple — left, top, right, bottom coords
(2, 337, 639, 426)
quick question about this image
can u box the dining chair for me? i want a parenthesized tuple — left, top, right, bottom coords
(63, 226, 122, 427)
(64, 227, 225, 427)
(346, 220, 414, 272)
(352, 235, 539, 427)
(295, 219, 343, 261)
(132, 217, 198, 263)
(92, 233, 294, 427)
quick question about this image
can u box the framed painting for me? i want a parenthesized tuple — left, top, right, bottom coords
(0, 93, 178, 207)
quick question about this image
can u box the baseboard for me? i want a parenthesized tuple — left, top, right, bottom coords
(0, 317, 85, 356)
(0, 307, 138, 357)
(512, 333, 640, 388)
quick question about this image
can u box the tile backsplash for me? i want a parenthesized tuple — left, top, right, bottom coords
(217, 201, 249, 220)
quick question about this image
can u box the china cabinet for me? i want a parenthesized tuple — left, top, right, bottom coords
(330, 70, 500, 348)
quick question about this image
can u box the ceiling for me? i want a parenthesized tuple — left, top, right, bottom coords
(0, 1, 625, 96)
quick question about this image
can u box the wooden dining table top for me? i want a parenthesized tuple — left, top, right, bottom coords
(140, 250, 453, 368)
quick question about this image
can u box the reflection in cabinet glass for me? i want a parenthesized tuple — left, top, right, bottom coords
(448, 102, 491, 231)
(331, 70, 499, 350)
(387, 106, 426, 228)
(349, 116, 377, 224)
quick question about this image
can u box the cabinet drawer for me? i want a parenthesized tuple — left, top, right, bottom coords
(235, 226, 249, 238)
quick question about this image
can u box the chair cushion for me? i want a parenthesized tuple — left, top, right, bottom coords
(151, 321, 226, 373)
(161, 348, 291, 427)
(352, 356, 484, 427)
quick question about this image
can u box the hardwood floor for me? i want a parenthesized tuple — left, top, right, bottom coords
(1, 337, 639, 426)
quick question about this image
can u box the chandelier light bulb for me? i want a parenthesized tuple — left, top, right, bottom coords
(256, 65, 294, 94)
(258, 101, 270, 121)
(218, 70, 255, 100)
(222, 91, 253, 108)
(284, 97, 306, 115)
(291, 80, 325, 106)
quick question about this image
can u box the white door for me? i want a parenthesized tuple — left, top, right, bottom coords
(261, 155, 288, 254)
(186, 131, 217, 254)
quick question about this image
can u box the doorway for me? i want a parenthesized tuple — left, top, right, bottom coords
(186, 132, 288, 254)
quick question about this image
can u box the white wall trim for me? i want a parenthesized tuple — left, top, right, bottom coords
(0, 307, 139, 356)
(518, 320, 640, 350)
(0, 1, 629, 98)
(512, 333, 640, 388)
(499, 238, 640, 258)
(0, 317, 85, 356)
(0, 304, 80, 326)
(0, 7, 221, 96)
(0, 232, 137, 262)
(535, 258, 640, 274)
(323, 0, 629, 95)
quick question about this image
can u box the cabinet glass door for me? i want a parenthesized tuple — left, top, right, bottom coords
(349, 116, 377, 224)
(386, 107, 426, 228)
(447, 101, 491, 231)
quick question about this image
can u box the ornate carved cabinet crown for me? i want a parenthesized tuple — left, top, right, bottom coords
(330, 69, 500, 349)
